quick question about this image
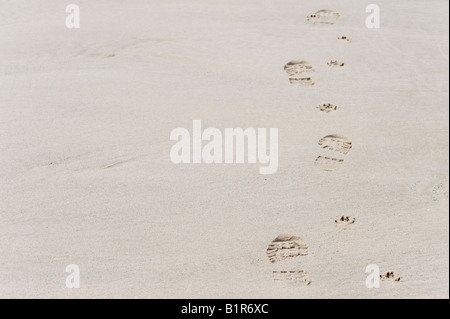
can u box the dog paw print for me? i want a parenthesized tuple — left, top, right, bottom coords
(335, 215, 356, 226)
(327, 60, 345, 68)
(337, 36, 352, 43)
(380, 271, 401, 282)
(307, 10, 340, 25)
(317, 103, 338, 113)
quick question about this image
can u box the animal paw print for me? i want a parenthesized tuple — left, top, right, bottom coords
(380, 271, 401, 282)
(327, 60, 345, 68)
(337, 36, 352, 43)
(266, 234, 308, 263)
(317, 103, 338, 113)
(335, 215, 356, 226)
(410, 178, 449, 202)
(307, 10, 340, 25)
(273, 270, 311, 285)
(431, 180, 449, 202)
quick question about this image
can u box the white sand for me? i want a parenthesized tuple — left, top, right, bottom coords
(0, 0, 448, 298)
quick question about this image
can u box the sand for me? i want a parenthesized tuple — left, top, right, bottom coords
(0, 0, 448, 298)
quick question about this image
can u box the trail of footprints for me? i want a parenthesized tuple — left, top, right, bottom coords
(271, 8, 363, 287)
(271, 8, 403, 289)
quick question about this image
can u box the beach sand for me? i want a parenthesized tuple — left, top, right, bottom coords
(0, 0, 448, 298)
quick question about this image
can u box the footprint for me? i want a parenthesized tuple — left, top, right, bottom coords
(338, 36, 352, 43)
(266, 234, 308, 263)
(318, 135, 352, 155)
(284, 60, 314, 76)
(335, 215, 356, 226)
(410, 178, 449, 202)
(431, 180, 449, 202)
(273, 270, 311, 285)
(380, 271, 401, 282)
(284, 61, 315, 86)
(307, 10, 340, 25)
(327, 60, 345, 68)
(289, 77, 315, 86)
(314, 156, 344, 171)
(316, 103, 338, 113)
(315, 135, 352, 171)
(315, 9, 340, 20)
